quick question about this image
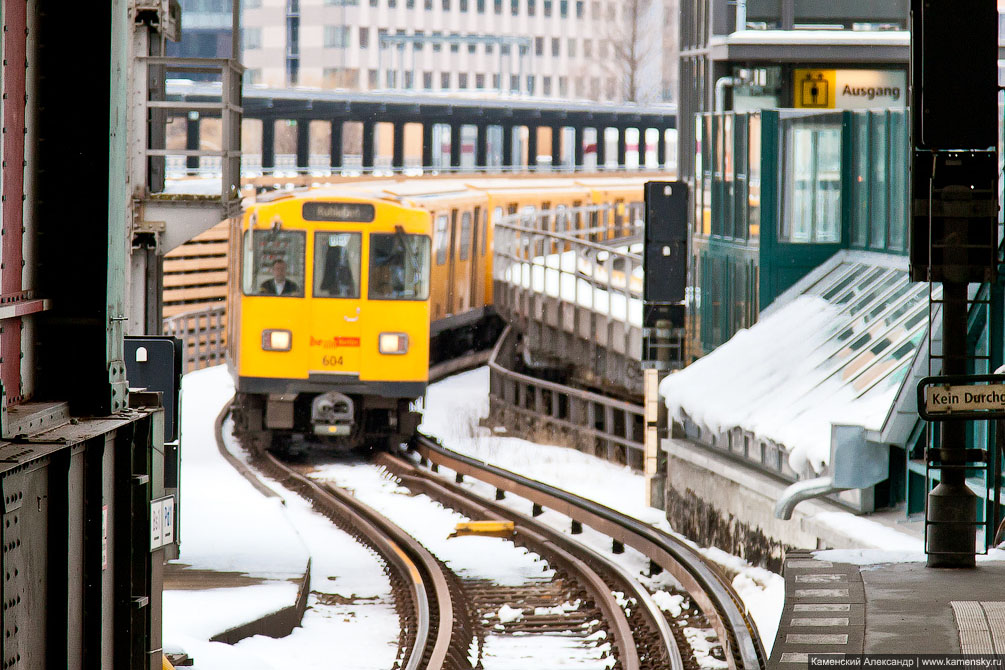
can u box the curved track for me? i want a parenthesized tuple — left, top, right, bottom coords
(410, 433, 767, 670)
(222, 401, 466, 670)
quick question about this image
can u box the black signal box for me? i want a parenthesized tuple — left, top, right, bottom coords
(643, 181, 688, 304)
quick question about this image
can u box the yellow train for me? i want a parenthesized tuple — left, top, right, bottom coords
(226, 175, 648, 450)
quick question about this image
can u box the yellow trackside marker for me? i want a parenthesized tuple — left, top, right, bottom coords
(448, 520, 515, 539)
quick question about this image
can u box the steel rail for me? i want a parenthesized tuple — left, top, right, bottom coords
(412, 433, 767, 670)
(376, 452, 653, 670)
(250, 443, 452, 670)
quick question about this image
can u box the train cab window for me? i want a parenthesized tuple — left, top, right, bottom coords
(313, 232, 361, 298)
(368, 232, 431, 300)
(459, 212, 472, 261)
(242, 229, 306, 297)
(434, 214, 449, 265)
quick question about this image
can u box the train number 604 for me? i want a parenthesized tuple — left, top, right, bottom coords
(322, 355, 344, 366)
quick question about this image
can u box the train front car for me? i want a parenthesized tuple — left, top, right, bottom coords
(227, 192, 432, 451)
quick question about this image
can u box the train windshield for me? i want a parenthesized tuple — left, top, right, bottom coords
(242, 229, 306, 297)
(368, 232, 431, 301)
(313, 232, 362, 298)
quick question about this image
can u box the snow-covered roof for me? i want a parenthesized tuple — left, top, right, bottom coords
(660, 250, 933, 477)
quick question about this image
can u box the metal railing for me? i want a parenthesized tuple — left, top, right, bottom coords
(488, 325, 645, 468)
(492, 201, 646, 395)
(162, 305, 227, 373)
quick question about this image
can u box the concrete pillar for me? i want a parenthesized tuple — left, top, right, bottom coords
(262, 119, 276, 171)
(450, 123, 462, 170)
(596, 126, 607, 169)
(574, 126, 584, 170)
(296, 119, 310, 170)
(616, 128, 627, 169)
(476, 123, 488, 169)
(330, 120, 343, 169)
(657, 127, 667, 169)
(186, 114, 200, 173)
(362, 119, 375, 170)
(551, 126, 562, 170)
(502, 125, 514, 169)
(392, 120, 405, 170)
(527, 125, 538, 169)
(422, 122, 433, 169)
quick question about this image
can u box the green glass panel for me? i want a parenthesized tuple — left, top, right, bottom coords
(869, 112, 888, 250)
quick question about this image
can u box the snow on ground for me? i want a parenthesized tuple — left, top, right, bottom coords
(419, 366, 785, 652)
(164, 366, 400, 670)
(309, 460, 615, 669)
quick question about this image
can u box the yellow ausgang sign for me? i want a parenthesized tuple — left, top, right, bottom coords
(794, 70, 836, 108)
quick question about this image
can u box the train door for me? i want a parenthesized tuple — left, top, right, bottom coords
(433, 212, 449, 320)
(446, 209, 458, 314)
(310, 230, 363, 376)
(468, 207, 481, 308)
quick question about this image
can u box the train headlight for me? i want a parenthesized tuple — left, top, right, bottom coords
(262, 329, 292, 351)
(378, 332, 408, 355)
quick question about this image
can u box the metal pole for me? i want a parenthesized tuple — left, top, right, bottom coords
(927, 278, 978, 568)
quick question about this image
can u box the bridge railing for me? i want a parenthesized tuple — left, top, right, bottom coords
(492, 202, 646, 396)
(162, 305, 227, 374)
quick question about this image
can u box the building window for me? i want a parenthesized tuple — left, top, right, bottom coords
(526, 75, 535, 94)
(551, 37, 559, 56)
(511, 0, 519, 15)
(287, 58, 299, 85)
(323, 67, 360, 88)
(246, 0, 262, 7)
(567, 38, 575, 57)
(450, 35, 459, 52)
(501, 43, 511, 54)
(246, 68, 262, 85)
(441, 72, 451, 88)
(388, 0, 396, 8)
(324, 26, 350, 48)
(559, 0, 567, 16)
(575, 76, 583, 96)
(424, 72, 433, 88)
(414, 30, 425, 49)
(425, 0, 433, 7)
(467, 42, 475, 53)
(575, 0, 583, 17)
(510, 74, 520, 92)
(370, 0, 377, 7)
(485, 43, 494, 53)
(494, 0, 502, 12)
(528, 0, 536, 15)
(476, 73, 485, 88)
(404, 71, 414, 88)
(535, 36, 543, 55)
(477, 0, 485, 11)
(386, 71, 396, 87)
(559, 76, 567, 96)
(460, 0, 468, 10)
(492, 73, 501, 88)
(605, 77, 615, 98)
(544, 0, 552, 15)
(781, 119, 843, 244)
(242, 27, 262, 51)
(590, 77, 599, 97)
(368, 69, 379, 88)
(459, 73, 469, 88)
(407, 0, 414, 7)
(543, 76, 552, 96)
(583, 39, 591, 57)
(432, 32, 443, 50)
(359, 27, 370, 48)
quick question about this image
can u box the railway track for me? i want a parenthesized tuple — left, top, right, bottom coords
(407, 433, 767, 670)
(223, 372, 764, 669)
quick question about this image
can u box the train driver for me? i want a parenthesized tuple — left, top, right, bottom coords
(260, 258, 300, 296)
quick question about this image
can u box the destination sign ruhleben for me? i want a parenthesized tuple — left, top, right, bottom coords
(925, 383, 1005, 414)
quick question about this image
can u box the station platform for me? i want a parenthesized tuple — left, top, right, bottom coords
(767, 549, 1005, 664)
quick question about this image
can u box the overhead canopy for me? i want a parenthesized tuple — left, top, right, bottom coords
(661, 250, 935, 477)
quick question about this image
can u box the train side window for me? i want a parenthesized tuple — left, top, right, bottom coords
(368, 233, 431, 301)
(459, 212, 472, 261)
(313, 232, 361, 299)
(434, 214, 449, 265)
(242, 229, 306, 297)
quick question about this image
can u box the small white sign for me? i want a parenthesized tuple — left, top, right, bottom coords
(102, 505, 108, 570)
(150, 496, 176, 551)
(925, 383, 1005, 414)
(834, 70, 906, 110)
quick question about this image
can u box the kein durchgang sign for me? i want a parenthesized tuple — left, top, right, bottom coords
(925, 383, 1005, 414)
